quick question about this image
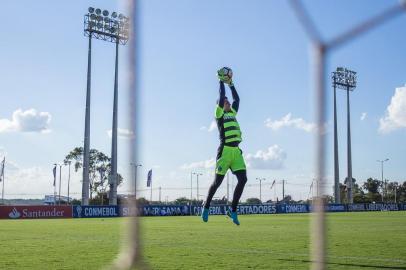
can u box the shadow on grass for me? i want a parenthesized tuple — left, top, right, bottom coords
(276, 258, 406, 269)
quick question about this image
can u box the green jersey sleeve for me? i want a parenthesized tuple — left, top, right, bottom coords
(215, 105, 224, 119)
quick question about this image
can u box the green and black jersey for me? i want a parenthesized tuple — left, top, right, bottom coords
(215, 82, 242, 147)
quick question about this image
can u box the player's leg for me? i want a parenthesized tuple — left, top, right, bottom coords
(201, 174, 225, 222)
(231, 170, 248, 211)
(226, 170, 247, 225)
(227, 148, 247, 225)
(203, 173, 225, 209)
(201, 146, 230, 222)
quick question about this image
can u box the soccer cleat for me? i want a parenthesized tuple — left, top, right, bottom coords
(226, 210, 240, 226)
(201, 208, 209, 222)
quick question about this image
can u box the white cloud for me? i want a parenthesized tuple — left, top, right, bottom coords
(2, 159, 84, 199)
(379, 85, 406, 133)
(180, 158, 216, 170)
(360, 112, 367, 121)
(245, 145, 287, 170)
(265, 113, 317, 133)
(107, 128, 135, 139)
(181, 145, 287, 171)
(200, 121, 217, 132)
(0, 109, 51, 133)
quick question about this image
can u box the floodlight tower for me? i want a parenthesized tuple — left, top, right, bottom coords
(332, 67, 357, 204)
(83, 7, 130, 205)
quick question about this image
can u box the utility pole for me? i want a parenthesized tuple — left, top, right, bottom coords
(394, 183, 397, 203)
(196, 173, 203, 200)
(67, 161, 71, 204)
(58, 164, 62, 205)
(282, 180, 285, 202)
(190, 172, 195, 215)
(256, 178, 265, 202)
(377, 159, 389, 203)
(131, 163, 142, 196)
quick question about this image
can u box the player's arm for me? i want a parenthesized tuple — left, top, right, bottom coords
(215, 81, 226, 118)
(230, 83, 240, 113)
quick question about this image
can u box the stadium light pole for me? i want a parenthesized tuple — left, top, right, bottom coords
(377, 158, 389, 202)
(256, 177, 265, 202)
(331, 70, 340, 203)
(332, 67, 357, 204)
(83, 7, 129, 205)
(131, 163, 142, 196)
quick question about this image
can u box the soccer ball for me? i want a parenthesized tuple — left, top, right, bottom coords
(217, 67, 233, 83)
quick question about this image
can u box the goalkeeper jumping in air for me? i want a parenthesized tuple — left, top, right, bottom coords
(201, 67, 248, 226)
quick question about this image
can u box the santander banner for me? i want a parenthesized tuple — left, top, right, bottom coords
(0, 206, 72, 219)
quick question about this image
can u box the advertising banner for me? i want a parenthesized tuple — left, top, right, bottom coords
(0, 205, 72, 219)
(73, 205, 119, 218)
(139, 205, 191, 216)
(348, 204, 366, 211)
(194, 204, 276, 215)
(308, 204, 347, 212)
(277, 204, 309, 214)
(348, 203, 400, 212)
(365, 203, 398, 211)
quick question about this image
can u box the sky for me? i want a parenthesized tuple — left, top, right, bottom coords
(1, 0, 405, 203)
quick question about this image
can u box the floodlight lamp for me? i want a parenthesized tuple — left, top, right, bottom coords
(90, 14, 96, 21)
(89, 21, 96, 28)
(95, 8, 102, 15)
(118, 13, 124, 19)
(111, 12, 117, 18)
(88, 7, 95, 13)
(110, 27, 116, 33)
(103, 10, 109, 16)
(104, 17, 110, 23)
(96, 15, 103, 22)
(97, 23, 103, 29)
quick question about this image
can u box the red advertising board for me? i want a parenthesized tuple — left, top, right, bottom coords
(0, 206, 72, 219)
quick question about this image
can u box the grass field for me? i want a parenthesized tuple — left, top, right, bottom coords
(0, 212, 405, 269)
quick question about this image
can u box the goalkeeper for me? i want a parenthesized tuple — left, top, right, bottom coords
(201, 68, 248, 226)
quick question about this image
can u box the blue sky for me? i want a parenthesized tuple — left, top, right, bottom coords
(1, 0, 405, 202)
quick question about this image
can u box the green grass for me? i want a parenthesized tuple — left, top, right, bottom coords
(0, 212, 405, 269)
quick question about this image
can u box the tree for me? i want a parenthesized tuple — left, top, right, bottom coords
(70, 199, 81, 205)
(340, 177, 366, 203)
(245, 197, 261, 204)
(174, 197, 191, 205)
(89, 192, 108, 205)
(281, 195, 292, 203)
(64, 147, 123, 200)
(362, 178, 382, 203)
